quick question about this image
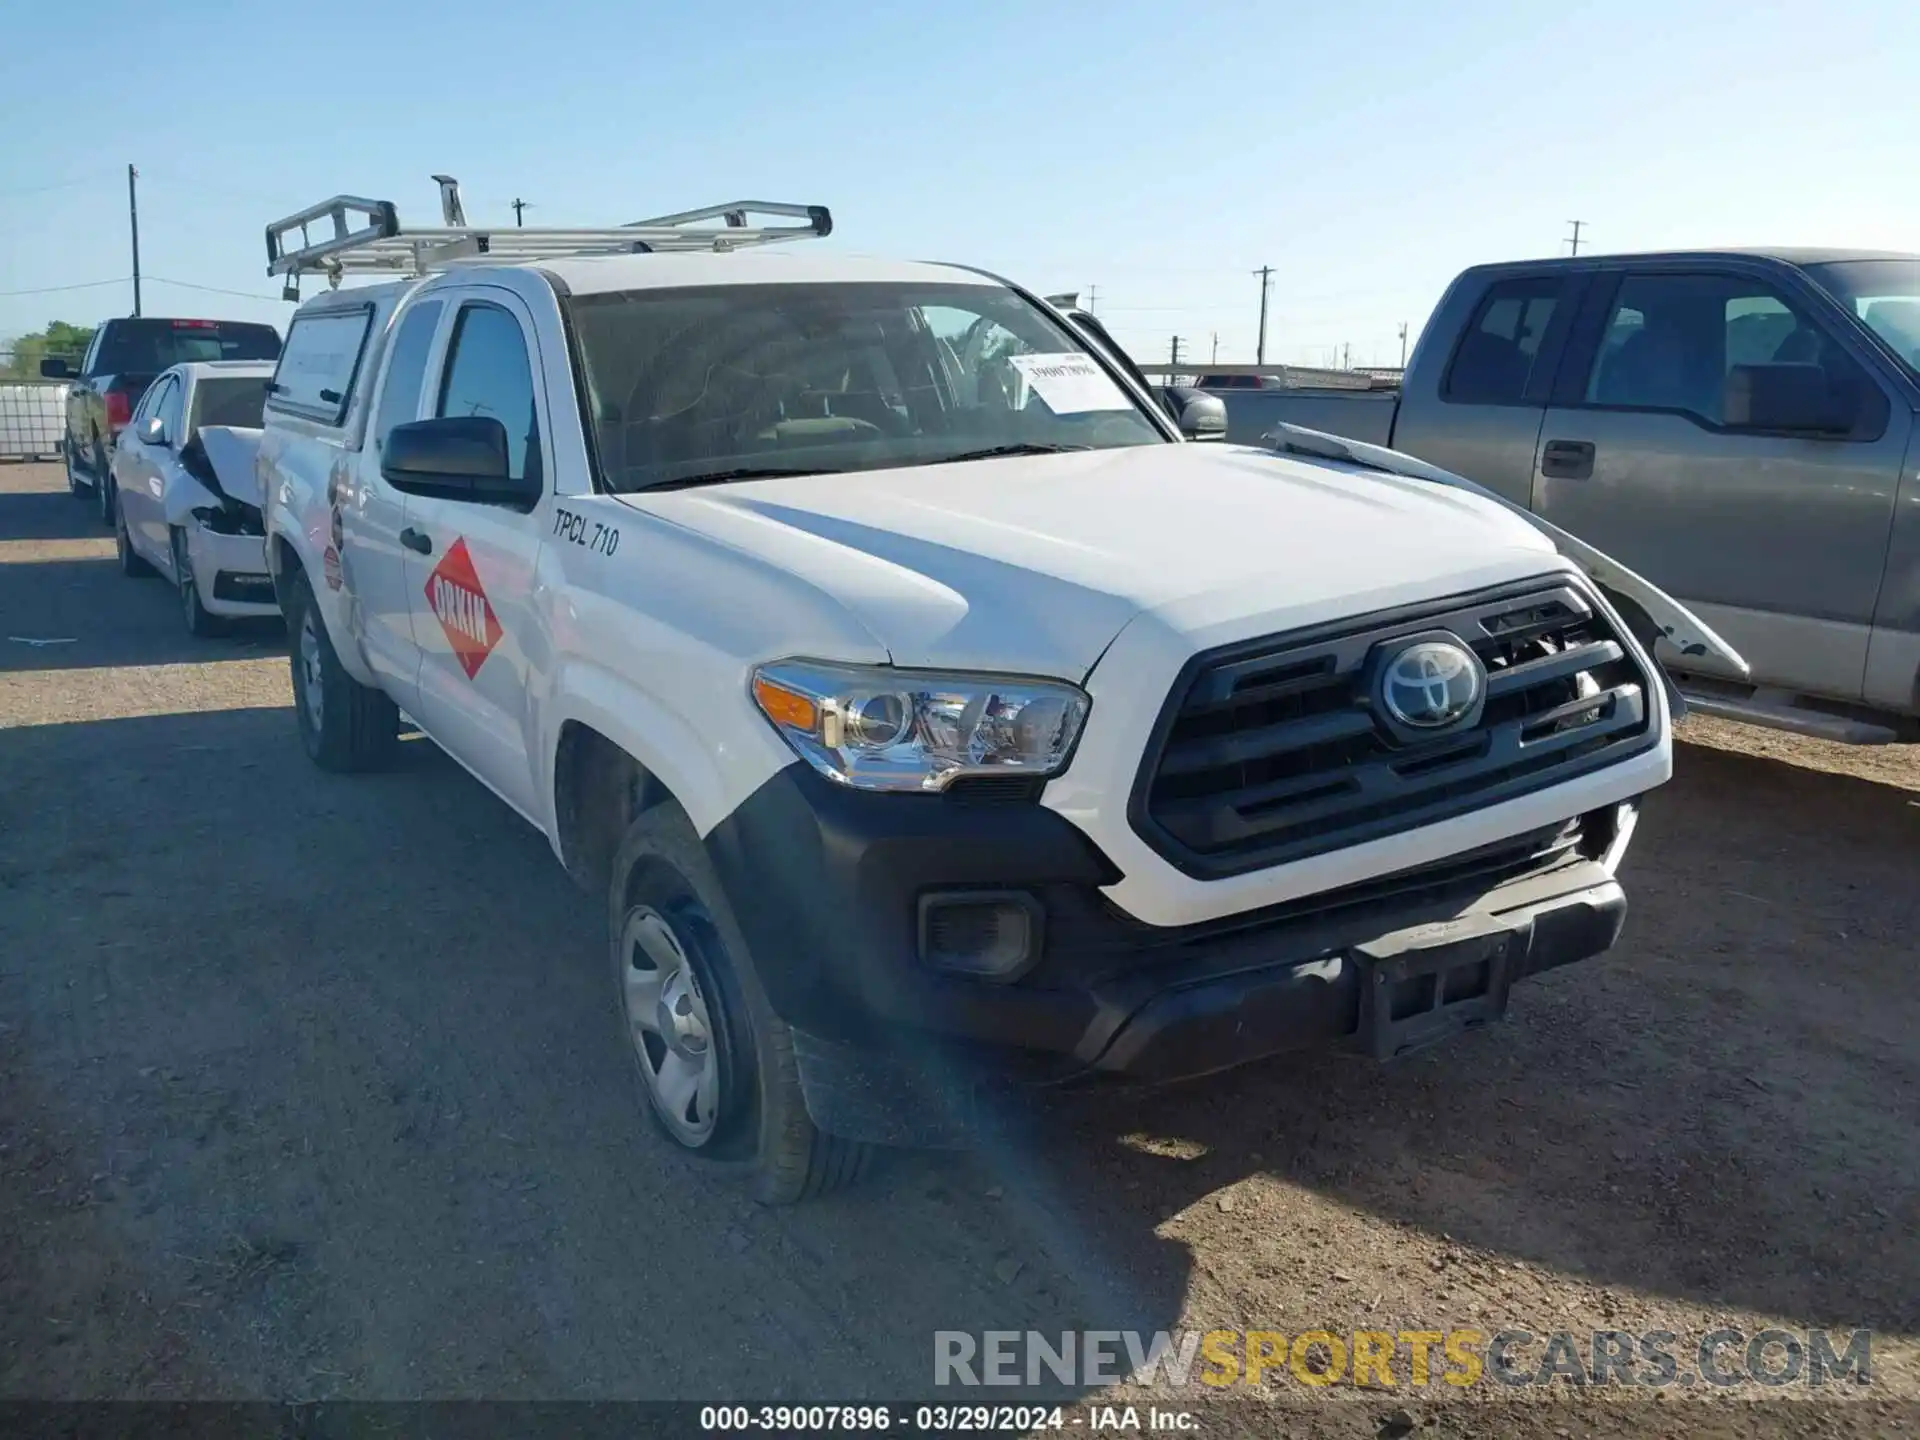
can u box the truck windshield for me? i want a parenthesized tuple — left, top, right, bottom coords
(1803, 259, 1920, 376)
(563, 281, 1167, 492)
(96, 320, 282, 374)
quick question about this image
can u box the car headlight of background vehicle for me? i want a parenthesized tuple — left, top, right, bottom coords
(750, 660, 1089, 792)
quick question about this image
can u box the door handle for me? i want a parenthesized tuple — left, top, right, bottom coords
(1540, 439, 1596, 480)
(399, 527, 434, 555)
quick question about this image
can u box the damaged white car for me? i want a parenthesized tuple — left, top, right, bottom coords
(110, 360, 278, 634)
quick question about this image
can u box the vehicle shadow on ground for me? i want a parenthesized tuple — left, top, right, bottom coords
(0, 707, 1195, 1400)
(0, 555, 285, 672)
(4, 704, 1914, 1402)
(0, 481, 106, 544)
(1009, 745, 1920, 1345)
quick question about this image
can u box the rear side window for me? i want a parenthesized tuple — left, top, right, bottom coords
(372, 300, 446, 453)
(268, 308, 375, 425)
(1443, 278, 1562, 405)
(96, 319, 281, 374)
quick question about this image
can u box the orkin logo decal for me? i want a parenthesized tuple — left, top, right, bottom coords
(424, 537, 502, 680)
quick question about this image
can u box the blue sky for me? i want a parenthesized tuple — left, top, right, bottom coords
(2, 0, 1914, 368)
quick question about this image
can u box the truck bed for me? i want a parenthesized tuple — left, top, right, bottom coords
(1214, 386, 1399, 447)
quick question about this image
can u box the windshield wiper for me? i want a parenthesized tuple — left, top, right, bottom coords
(928, 442, 1093, 465)
(635, 465, 839, 492)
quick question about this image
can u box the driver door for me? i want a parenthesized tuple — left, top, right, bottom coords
(398, 289, 553, 821)
(1533, 266, 1909, 695)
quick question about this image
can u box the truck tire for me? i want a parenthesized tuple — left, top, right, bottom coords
(286, 570, 398, 772)
(608, 803, 872, 1205)
(63, 441, 85, 498)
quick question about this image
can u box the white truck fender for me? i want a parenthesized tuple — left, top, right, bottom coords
(541, 657, 792, 847)
(1267, 423, 1750, 680)
(260, 450, 383, 692)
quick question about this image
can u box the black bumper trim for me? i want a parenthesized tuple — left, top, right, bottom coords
(706, 763, 1638, 1145)
(1082, 877, 1624, 1084)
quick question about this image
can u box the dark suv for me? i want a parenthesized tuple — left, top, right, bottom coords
(42, 317, 281, 525)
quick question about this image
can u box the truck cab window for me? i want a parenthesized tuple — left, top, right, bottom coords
(1585, 272, 1881, 434)
(437, 304, 540, 482)
(373, 301, 446, 453)
(1443, 278, 1560, 404)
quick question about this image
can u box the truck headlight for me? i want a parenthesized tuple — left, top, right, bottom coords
(750, 660, 1089, 792)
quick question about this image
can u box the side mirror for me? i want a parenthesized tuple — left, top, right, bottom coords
(1724, 364, 1850, 436)
(1161, 386, 1228, 442)
(381, 416, 539, 508)
(39, 357, 72, 380)
(142, 416, 170, 448)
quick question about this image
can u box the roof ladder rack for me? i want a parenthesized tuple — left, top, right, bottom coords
(266, 175, 833, 291)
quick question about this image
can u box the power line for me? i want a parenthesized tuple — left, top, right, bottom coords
(146, 275, 285, 301)
(0, 171, 120, 199)
(0, 279, 128, 298)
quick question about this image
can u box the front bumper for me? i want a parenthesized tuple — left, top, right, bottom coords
(704, 763, 1640, 1146)
(187, 526, 278, 617)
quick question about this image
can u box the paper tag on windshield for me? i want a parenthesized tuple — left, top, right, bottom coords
(1007, 353, 1133, 414)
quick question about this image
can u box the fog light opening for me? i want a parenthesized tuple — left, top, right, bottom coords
(916, 891, 1042, 982)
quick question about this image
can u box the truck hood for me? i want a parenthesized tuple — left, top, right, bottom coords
(619, 443, 1559, 678)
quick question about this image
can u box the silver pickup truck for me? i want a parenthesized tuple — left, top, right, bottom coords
(1204, 249, 1920, 743)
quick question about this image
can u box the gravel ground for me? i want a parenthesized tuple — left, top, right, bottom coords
(2, 460, 1916, 1436)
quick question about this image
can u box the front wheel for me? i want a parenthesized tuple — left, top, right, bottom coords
(286, 570, 399, 772)
(171, 529, 220, 635)
(114, 500, 155, 578)
(609, 804, 871, 1205)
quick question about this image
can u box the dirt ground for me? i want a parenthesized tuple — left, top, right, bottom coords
(2, 459, 1915, 1437)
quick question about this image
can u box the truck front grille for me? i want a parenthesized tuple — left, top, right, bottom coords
(1131, 577, 1656, 878)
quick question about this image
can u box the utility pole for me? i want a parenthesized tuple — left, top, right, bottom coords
(1566, 220, 1585, 256)
(1086, 284, 1097, 314)
(1398, 322, 1409, 368)
(1211, 333, 1219, 364)
(1253, 265, 1273, 366)
(127, 164, 142, 318)
(1342, 342, 1351, 370)
(1169, 335, 1184, 375)
(511, 198, 531, 227)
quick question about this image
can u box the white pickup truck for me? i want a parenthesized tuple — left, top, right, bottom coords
(256, 181, 1742, 1203)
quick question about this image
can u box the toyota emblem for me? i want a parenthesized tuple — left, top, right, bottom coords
(1381, 638, 1484, 730)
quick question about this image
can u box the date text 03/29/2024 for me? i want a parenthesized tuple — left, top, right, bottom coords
(698, 1405, 1198, 1433)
